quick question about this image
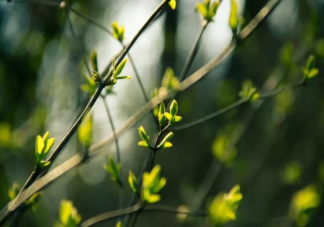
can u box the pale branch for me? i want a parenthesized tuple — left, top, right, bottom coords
(172, 80, 304, 131)
(0, 0, 60, 6)
(81, 204, 206, 227)
(101, 96, 121, 163)
(178, 22, 209, 82)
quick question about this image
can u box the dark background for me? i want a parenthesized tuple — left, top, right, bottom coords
(0, 0, 324, 226)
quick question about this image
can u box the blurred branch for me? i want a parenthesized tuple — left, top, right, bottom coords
(101, 96, 121, 163)
(178, 22, 209, 82)
(81, 204, 206, 227)
(0, 0, 60, 6)
(172, 80, 305, 131)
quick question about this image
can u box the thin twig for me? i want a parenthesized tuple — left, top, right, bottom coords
(101, 96, 121, 163)
(66, 10, 92, 76)
(178, 22, 209, 82)
(0, 0, 60, 6)
(81, 204, 206, 227)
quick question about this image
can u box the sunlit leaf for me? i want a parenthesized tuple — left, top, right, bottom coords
(229, 0, 239, 33)
(208, 185, 242, 226)
(290, 185, 320, 226)
(59, 200, 81, 227)
(78, 114, 93, 149)
(169, 0, 176, 10)
(128, 171, 139, 194)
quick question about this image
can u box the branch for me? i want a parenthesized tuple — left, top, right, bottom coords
(81, 204, 206, 227)
(0, 0, 60, 6)
(172, 80, 304, 131)
(178, 22, 209, 82)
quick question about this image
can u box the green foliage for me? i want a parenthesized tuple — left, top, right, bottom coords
(239, 80, 259, 102)
(303, 55, 319, 80)
(157, 132, 174, 149)
(111, 22, 125, 41)
(128, 165, 167, 203)
(196, 0, 221, 22)
(138, 126, 151, 148)
(110, 58, 131, 85)
(103, 157, 122, 184)
(90, 51, 98, 72)
(212, 133, 236, 165)
(8, 183, 20, 201)
(115, 221, 123, 227)
(128, 171, 139, 194)
(280, 43, 294, 68)
(169, 0, 176, 10)
(229, 0, 239, 33)
(80, 74, 97, 95)
(208, 185, 242, 226)
(142, 165, 167, 203)
(78, 114, 93, 149)
(164, 100, 182, 124)
(158, 102, 166, 127)
(8, 183, 42, 211)
(56, 200, 81, 227)
(161, 67, 180, 90)
(0, 122, 11, 148)
(35, 131, 55, 169)
(280, 161, 301, 185)
(289, 185, 321, 226)
(24, 192, 42, 211)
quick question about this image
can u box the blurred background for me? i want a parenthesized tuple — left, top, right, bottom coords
(0, 0, 324, 226)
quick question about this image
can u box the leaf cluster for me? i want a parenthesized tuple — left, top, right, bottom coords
(35, 132, 55, 169)
(128, 165, 167, 203)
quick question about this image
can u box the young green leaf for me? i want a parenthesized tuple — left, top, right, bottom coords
(208, 185, 242, 226)
(78, 114, 93, 149)
(80, 74, 97, 95)
(158, 102, 166, 127)
(229, 0, 239, 33)
(157, 132, 174, 149)
(91, 71, 102, 83)
(161, 67, 180, 90)
(34, 132, 55, 169)
(90, 51, 98, 72)
(115, 221, 123, 227)
(212, 133, 237, 164)
(170, 100, 178, 117)
(142, 165, 167, 203)
(289, 185, 320, 227)
(128, 171, 139, 194)
(239, 80, 259, 102)
(169, 0, 176, 10)
(8, 183, 42, 212)
(103, 157, 122, 184)
(115, 58, 128, 76)
(164, 100, 182, 124)
(58, 200, 81, 227)
(138, 126, 150, 148)
(196, 0, 221, 22)
(111, 22, 125, 41)
(303, 55, 320, 80)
